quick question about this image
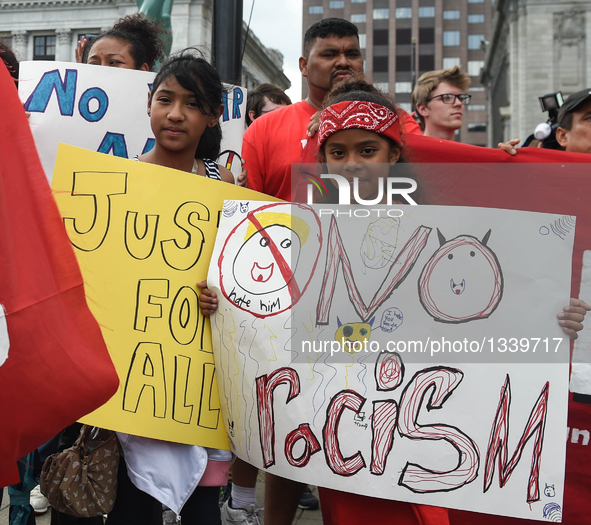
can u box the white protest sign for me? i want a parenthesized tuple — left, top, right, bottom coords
(18, 61, 246, 181)
(208, 202, 573, 521)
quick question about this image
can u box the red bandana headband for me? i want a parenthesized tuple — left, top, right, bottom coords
(317, 100, 401, 148)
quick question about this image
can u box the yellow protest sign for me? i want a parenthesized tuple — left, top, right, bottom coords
(51, 144, 277, 449)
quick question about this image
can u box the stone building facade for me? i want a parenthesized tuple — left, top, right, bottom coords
(0, 0, 290, 91)
(481, 0, 591, 146)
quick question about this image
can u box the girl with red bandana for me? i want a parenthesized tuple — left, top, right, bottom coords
(314, 79, 588, 525)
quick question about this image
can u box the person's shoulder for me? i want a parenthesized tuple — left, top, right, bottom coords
(218, 165, 235, 184)
(244, 102, 294, 139)
(260, 101, 307, 123)
(244, 101, 313, 146)
(253, 101, 311, 127)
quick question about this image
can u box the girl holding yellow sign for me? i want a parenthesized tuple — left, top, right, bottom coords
(105, 50, 235, 525)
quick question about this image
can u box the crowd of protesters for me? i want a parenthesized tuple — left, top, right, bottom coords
(2, 12, 591, 525)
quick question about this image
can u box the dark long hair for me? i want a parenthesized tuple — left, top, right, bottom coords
(151, 49, 224, 160)
(0, 42, 19, 86)
(87, 13, 166, 71)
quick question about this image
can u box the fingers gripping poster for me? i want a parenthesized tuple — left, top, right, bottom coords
(207, 201, 574, 520)
(51, 145, 275, 448)
(18, 61, 246, 181)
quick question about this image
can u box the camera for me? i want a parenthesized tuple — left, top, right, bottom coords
(523, 92, 564, 149)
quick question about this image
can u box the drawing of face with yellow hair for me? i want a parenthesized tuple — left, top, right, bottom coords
(219, 202, 322, 318)
(233, 212, 310, 295)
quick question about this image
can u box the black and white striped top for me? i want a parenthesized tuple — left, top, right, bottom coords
(133, 156, 221, 181)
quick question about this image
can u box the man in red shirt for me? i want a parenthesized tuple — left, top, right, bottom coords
(227, 20, 365, 525)
(243, 17, 419, 201)
(230, 17, 421, 525)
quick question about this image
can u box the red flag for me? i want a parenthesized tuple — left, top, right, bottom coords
(0, 63, 119, 483)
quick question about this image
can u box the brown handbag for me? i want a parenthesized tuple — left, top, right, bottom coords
(40, 425, 120, 517)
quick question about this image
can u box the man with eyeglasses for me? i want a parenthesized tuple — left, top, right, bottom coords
(412, 66, 471, 141)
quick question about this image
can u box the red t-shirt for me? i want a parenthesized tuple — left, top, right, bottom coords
(242, 100, 422, 200)
(243, 100, 317, 200)
(319, 487, 449, 525)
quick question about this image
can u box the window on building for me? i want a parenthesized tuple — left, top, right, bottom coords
(468, 123, 487, 132)
(443, 10, 460, 20)
(443, 31, 460, 46)
(351, 13, 367, 23)
(468, 0, 484, 3)
(469, 86, 485, 91)
(374, 29, 389, 46)
(396, 55, 411, 71)
(419, 27, 434, 44)
(419, 7, 435, 18)
(0, 36, 12, 48)
(396, 8, 412, 19)
(468, 14, 485, 23)
(308, 5, 323, 14)
(468, 34, 485, 49)
(375, 82, 390, 92)
(398, 102, 412, 113)
(468, 104, 486, 111)
(351, 0, 366, 3)
(373, 56, 389, 72)
(467, 60, 484, 76)
(396, 28, 412, 45)
(358, 33, 367, 49)
(329, 0, 344, 8)
(33, 35, 56, 60)
(419, 55, 434, 71)
(395, 82, 412, 93)
(373, 8, 390, 19)
(442, 57, 461, 69)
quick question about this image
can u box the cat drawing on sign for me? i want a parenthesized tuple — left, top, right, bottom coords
(418, 229, 503, 323)
(240, 202, 249, 213)
(544, 484, 555, 497)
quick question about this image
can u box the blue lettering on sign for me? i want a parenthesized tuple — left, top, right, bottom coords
(142, 138, 155, 154)
(221, 91, 229, 122)
(24, 69, 78, 116)
(97, 132, 128, 158)
(78, 87, 109, 122)
(232, 87, 243, 119)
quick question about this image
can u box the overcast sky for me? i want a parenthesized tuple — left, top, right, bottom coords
(243, 0, 303, 101)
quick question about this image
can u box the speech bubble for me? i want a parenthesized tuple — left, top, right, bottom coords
(380, 307, 403, 333)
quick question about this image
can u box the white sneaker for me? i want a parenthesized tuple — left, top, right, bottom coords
(221, 500, 262, 525)
(30, 485, 49, 514)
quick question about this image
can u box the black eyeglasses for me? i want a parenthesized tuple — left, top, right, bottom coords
(426, 93, 471, 105)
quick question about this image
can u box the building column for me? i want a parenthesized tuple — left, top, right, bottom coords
(56, 29, 73, 62)
(10, 30, 28, 62)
